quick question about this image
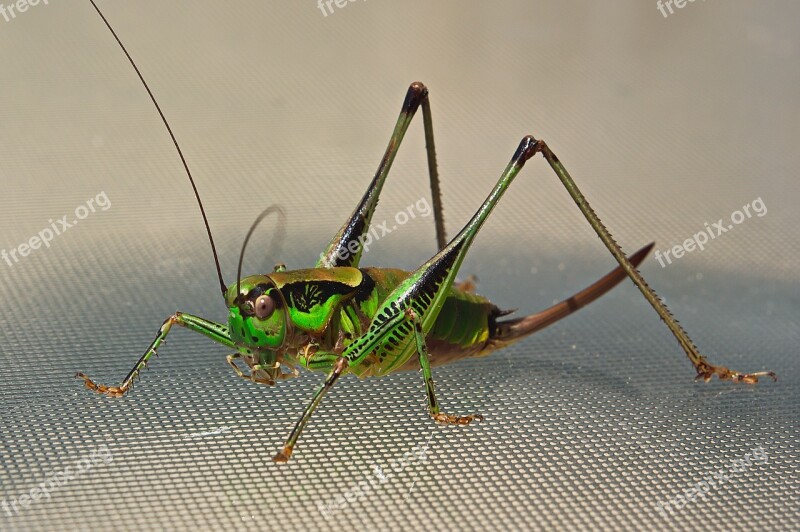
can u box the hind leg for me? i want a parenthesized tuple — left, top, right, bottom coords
(528, 137, 776, 384)
(318, 82, 447, 268)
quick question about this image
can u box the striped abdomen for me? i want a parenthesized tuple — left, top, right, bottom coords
(332, 268, 502, 373)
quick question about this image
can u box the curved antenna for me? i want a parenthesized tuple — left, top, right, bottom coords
(236, 205, 287, 301)
(88, 0, 227, 296)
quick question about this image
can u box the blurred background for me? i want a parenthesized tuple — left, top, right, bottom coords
(0, 1, 797, 530)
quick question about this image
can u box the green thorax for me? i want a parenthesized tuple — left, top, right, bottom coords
(225, 268, 365, 352)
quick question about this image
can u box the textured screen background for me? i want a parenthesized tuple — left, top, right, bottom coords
(0, 1, 797, 530)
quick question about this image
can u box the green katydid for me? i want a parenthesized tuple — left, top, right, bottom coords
(77, 0, 776, 463)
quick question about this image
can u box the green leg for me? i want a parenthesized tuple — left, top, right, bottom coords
(317, 81, 447, 268)
(527, 138, 776, 384)
(407, 309, 483, 425)
(273, 357, 348, 463)
(76, 312, 234, 397)
(342, 138, 536, 375)
(300, 350, 341, 372)
(267, 348, 343, 462)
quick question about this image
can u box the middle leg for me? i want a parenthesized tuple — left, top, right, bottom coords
(407, 308, 483, 425)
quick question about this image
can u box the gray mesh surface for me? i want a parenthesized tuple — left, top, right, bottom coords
(0, 1, 798, 531)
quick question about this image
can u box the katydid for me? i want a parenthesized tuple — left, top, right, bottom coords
(76, 0, 776, 463)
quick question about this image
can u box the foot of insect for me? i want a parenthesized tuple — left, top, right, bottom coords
(431, 412, 484, 425)
(273, 446, 293, 463)
(75, 372, 130, 398)
(695, 360, 777, 384)
(406, 308, 483, 426)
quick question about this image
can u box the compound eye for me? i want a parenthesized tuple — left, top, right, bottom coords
(254, 294, 275, 319)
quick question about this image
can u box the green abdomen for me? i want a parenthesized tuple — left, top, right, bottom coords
(428, 290, 492, 348)
(335, 268, 496, 374)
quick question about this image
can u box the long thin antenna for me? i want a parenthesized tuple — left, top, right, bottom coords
(88, 0, 228, 297)
(236, 205, 286, 300)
